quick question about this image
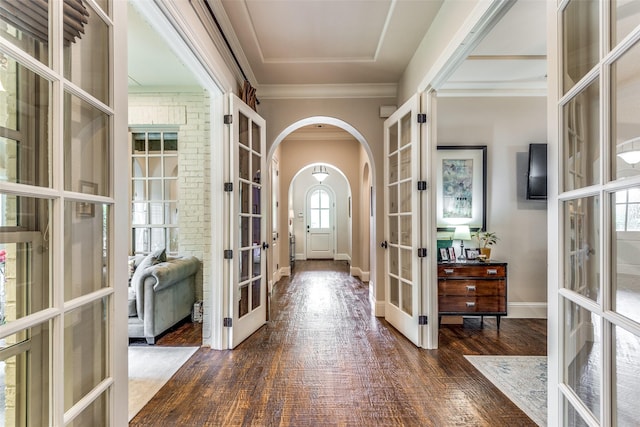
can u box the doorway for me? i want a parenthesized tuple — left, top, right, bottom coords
(306, 185, 335, 259)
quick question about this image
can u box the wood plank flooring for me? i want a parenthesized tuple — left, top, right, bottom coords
(130, 260, 546, 426)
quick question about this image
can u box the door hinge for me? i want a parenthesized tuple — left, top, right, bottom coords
(224, 182, 233, 192)
(417, 181, 427, 191)
(224, 114, 233, 124)
(417, 113, 427, 123)
(419, 315, 428, 325)
(223, 317, 232, 327)
(418, 248, 427, 258)
(224, 249, 233, 259)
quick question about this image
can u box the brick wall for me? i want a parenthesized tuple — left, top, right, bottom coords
(128, 91, 211, 303)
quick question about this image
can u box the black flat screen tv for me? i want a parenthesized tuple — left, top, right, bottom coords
(526, 143, 547, 200)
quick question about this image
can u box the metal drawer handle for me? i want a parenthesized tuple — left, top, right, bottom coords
(487, 269, 498, 275)
(466, 285, 476, 291)
(466, 302, 476, 307)
(444, 268, 454, 274)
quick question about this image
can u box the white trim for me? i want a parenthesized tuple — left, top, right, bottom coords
(350, 267, 371, 282)
(257, 83, 397, 99)
(506, 302, 548, 319)
(437, 87, 547, 97)
(335, 253, 351, 262)
(280, 266, 291, 277)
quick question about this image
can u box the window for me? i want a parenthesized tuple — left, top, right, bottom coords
(309, 188, 330, 229)
(131, 130, 179, 254)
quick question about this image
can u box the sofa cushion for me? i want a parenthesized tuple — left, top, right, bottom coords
(128, 286, 137, 317)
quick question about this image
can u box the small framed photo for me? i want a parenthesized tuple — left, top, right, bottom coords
(465, 248, 480, 260)
(447, 247, 456, 261)
(439, 248, 449, 261)
(76, 180, 98, 218)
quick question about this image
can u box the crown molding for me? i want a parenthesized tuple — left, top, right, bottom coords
(438, 81, 547, 97)
(257, 83, 397, 100)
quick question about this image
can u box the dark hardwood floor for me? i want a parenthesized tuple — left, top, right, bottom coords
(130, 260, 546, 426)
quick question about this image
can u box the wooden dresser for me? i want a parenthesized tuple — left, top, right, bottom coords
(437, 261, 507, 329)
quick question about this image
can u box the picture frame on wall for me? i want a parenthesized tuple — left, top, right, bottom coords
(439, 248, 449, 261)
(436, 145, 487, 231)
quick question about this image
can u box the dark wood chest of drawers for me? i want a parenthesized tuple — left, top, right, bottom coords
(437, 261, 507, 329)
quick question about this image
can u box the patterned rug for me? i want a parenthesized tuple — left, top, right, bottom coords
(465, 355, 547, 426)
(128, 346, 198, 421)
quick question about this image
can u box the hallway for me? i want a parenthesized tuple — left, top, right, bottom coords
(130, 260, 545, 426)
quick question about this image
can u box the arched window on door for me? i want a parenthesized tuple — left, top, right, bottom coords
(309, 188, 331, 229)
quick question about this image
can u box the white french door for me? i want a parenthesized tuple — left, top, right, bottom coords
(306, 185, 334, 259)
(226, 94, 267, 348)
(383, 95, 422, 346)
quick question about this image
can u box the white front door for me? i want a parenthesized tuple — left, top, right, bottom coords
(383, 95, 422, 346)
(306, 185, 334, 259)
(226, 94, 267, 348)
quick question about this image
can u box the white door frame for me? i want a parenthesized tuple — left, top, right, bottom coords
(305, 184, 336, 260)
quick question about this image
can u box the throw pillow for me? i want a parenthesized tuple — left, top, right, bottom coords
(150, 247, 166, 264)
(128, 258, 136, 282)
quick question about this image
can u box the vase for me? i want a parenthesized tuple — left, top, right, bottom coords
(480, 248, 491, 259)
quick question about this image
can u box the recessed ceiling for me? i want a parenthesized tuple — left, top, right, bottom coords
(219, 0, 444, 85)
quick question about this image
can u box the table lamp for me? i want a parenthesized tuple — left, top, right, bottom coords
(453, 225, 471, 260)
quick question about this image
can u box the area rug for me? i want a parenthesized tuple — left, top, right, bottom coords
(465, 355, 547, 427)
(128, 346, 198, 421)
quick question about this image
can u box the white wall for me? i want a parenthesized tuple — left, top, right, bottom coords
(438, 96, 548, 315)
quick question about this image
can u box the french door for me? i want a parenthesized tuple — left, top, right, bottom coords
(383, 95, 423, 346)
(226, 94, 267, 348)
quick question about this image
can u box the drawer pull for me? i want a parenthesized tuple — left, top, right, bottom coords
(443, 268, 454, 274)
(466, 302, 476, 307)
(466, 285, 476, 292)
(487, 269, 498, 275)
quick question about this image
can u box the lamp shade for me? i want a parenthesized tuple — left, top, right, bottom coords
(617, 136, 640, 165)
(453, 225, 471, 241)
(312, 165, 329, 182)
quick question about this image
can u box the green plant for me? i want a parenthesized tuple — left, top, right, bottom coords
(472, 231, 498, 248)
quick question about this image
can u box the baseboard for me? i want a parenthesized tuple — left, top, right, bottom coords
(280, 266, 291, 277)
(374, 300, 385, 317)
(507, 302, 547, 318)
(335, 253, 351, 262)
(295, 253, 306, 261)
(349, 266, 370, 282)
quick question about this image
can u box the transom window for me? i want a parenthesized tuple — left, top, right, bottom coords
(131, 130, 179, 254)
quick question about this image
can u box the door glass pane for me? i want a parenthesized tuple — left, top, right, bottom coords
(164, 132, 178, 151)
(132, 158, 146, 178)
(165, 180, 177, 201)
(63, 3, 109, 104)
(64, 298, 108, 412)
(389, 246, 398, 276)
(148, 133, 161, 153)
(612, 40, 640, 181)
(310, 210, 320, 229)
(239, 249, 249, 282)
(68, 391, 108, 427)
(239, 284, 249, 317)
(562, 0, 599, 92)
(164, 157, 178, 178)
(400, 147, 411, 180)
(252, 216, 261, 247)
(612, 0, 640, 46)
(149, 203, 163, 225)
(240, 217, 249, 247)
(400, 113, 411, 148)
(611, 189, 640, 324)
(0, 7, 49, 64)
(65, 202, 109, 301)
(0, 196, 51, 322)
(388, 153, 398, 183)
(64, 93, 109, 196)
(168, 228, 178, 253)
(252, 248, 260, 278)
(0, 58, 50, 187)
(253, 185, 261, 214)
(400, 181, 411, 213)
(389, 276, 399, 307)
(388, 184, 397, 214)
(150, 227, 165, 251)
(320, 191, 329, 208)
(320, 210, 329, 229)
(389, 216, 398, 244)
(563, 298, 601, 422)
(239, 113, 249, 147)
(614, 325, 640, 426)
(240, 182, 250, 214)
(252, 153, 260, 183)
(401, 248, 412, 281)
(0, 323, 51, 426)
(133, 228, 148, 254)
(564, 396, 590, 426)
(563, 80, 600, 191)
(148, 158, 161, 178)
(400, 215, 411, 246)
(252, 121, 260, 153)
(251, 279, 261, 310)
(239, 147, 249, 181)
(388, 123, 398, 153)
(564, 196, 600, 303)
(402, 281, 412, 315)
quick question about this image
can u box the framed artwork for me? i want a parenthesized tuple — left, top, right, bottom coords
(77, 180, 98, 218)
(465, 248, 480, 260)
(436, 145, 487, 231)
(447, 247, 456, 262)
(439, 248, 449, 261)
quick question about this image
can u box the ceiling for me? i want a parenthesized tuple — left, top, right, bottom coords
(128, 0, 547, 95)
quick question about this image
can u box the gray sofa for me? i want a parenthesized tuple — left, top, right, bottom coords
(128, 254, 200, 344)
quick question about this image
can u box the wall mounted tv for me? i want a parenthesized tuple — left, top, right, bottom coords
(526, 143, 547, 200)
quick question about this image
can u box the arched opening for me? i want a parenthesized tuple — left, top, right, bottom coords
(267, 117, 376, 300)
